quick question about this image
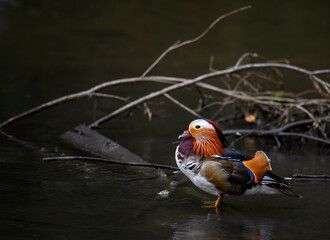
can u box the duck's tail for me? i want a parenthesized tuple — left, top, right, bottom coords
(260, 171, 299, 198)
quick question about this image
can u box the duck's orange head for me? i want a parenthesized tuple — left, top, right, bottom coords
(178, 118, 230, 158)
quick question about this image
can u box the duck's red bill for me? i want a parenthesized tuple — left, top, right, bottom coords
(178, 130, 192, 139)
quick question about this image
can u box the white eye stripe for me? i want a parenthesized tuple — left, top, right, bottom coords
(190, 119, 215, 131)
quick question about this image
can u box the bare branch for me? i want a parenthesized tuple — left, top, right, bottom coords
(43, 156, 179, 171)
(222, 115, 330, 145)
(91, 92, 130, 101)
(143, 102, 153, 121)
(0, 77, 183, 128)
(279, 132, 329, 144)
(290, 174, 330, 182)
(224, 116, 329, 134)
(2, 61, 329, 129)
(225, 130, 330, 145)
(234, 52, 259, 68)
(313, 69, 330, 75)
(294, 104, 315, 120)
(164, 93, 202, 118)
(310, 75, 330, 98)
(141, 5, 252, 77)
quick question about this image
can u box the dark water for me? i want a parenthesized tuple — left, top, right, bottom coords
(0, 1, 329, 239)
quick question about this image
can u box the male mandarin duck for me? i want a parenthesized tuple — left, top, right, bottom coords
(175, 118, 298, 208)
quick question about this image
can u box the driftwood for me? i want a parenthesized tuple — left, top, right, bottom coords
(61, 124, 164, 176)
(0, 126, 169, 178)
(61, 124, 145, 163)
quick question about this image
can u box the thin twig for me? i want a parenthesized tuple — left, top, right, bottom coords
(142, 102, 153, 121)
(276, 115, 329, 132)
(310, 75, 330, 98)
(141, 5, 252, 77)
(224, 130, 330, 145)
(223, 116, 329, 135)
(195, 100, 236, 113)
(274, 136, 281, 149)
(234, 52, 259, 68)
(43, 156, 179, 171)
(277, 132, 330, 144)
(222, 115, 330, 145)
(313, 69, 330, 75)
(91, 93, 130, 101)
(294, 105, 315, 120)
(290, 174, 330, 182)
(209, 56, 217, 72)
(230, 120, 279, 147)
(164, 93, 202, 118)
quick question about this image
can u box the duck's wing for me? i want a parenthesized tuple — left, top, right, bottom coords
(201, 160, 253, 195)
(222, 160, 253, 184)
(213, 149, 253, 162)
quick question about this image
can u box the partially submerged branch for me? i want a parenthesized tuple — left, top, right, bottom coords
(287, 174, 330, 182)
(43, 156, 179, 171)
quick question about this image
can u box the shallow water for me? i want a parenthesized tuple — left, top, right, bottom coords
(0, 1, 329, 239)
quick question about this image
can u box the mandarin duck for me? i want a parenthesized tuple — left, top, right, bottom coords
(175, 118, 298, 208)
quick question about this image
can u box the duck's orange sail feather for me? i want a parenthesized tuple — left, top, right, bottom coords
(242, 151, 272, 183)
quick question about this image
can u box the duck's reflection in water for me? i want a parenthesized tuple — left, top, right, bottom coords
(171, 210, 275, 240)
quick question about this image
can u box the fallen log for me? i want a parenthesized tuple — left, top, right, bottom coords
(61, 124, 164, 176)
(61, 124, 143, 162)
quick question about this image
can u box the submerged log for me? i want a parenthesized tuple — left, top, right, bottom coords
(61, 124, 163, 176)
(61, 124, 142, 162)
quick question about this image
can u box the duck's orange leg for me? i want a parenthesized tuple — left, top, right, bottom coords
(202, 194, 224, 215)
(215, 193, 224, 208)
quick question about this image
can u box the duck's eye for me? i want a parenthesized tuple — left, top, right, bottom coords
(195, 125, 201, 129)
